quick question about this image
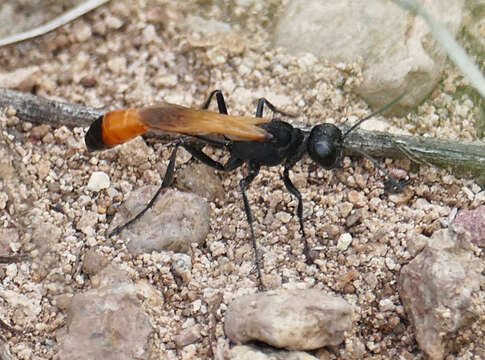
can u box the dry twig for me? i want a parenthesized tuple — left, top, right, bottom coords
(0, 0, 110, 48)
(1, 87, 484, 180)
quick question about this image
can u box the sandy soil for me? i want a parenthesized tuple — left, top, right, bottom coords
(0, 0, 484, 359)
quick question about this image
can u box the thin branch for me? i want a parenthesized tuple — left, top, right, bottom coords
(0, 88, 103, 127)
(0, 255, 27, 264)
(1, 87, 485, 180)
(343, 126, 485, 178)
(0, 0, 110, 48)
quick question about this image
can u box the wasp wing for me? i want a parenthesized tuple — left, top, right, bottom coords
(86, 102, 272, 151)
(137, 103, 270, 141)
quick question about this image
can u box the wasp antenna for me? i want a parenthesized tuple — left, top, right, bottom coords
(342, 92, 406, 139)
(353, 148, 406, 194)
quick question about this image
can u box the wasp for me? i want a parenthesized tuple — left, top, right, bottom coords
(85, 90, 405, 289)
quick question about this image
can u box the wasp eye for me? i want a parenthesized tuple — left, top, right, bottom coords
(307, 124, 343, 169)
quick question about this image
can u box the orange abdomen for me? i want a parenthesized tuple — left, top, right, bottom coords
(101, 109, 149, 147)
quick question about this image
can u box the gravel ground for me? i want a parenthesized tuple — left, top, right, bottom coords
(0, 1, 484, 359)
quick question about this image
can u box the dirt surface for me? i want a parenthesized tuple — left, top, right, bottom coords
(0, 0, 484, 359)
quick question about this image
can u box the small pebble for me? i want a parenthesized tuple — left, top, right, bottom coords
(87, 171, 110, 192)
(337, 233, 352, 251)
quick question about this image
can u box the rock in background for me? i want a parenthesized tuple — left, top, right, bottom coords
(398, 226, 483, 359)
(224, 289, 353, 350)
(273, 0, 465, 110)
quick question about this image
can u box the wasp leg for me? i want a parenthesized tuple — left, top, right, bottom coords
(184, 146, 266, 290)
(182, 143, 243, 171)
(200, 89, 228, 114)
(280, 141, 312, 263)
(255, 98, 296, 119)
(238, 161, 265, 290)
(352, 148, 406, 194)
(110, 143, 181, 237)
(182, 143, 264, 288)
(282, 166, 315, 264)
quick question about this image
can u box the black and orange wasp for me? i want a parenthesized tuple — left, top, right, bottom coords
(85, 90, 405, 289)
